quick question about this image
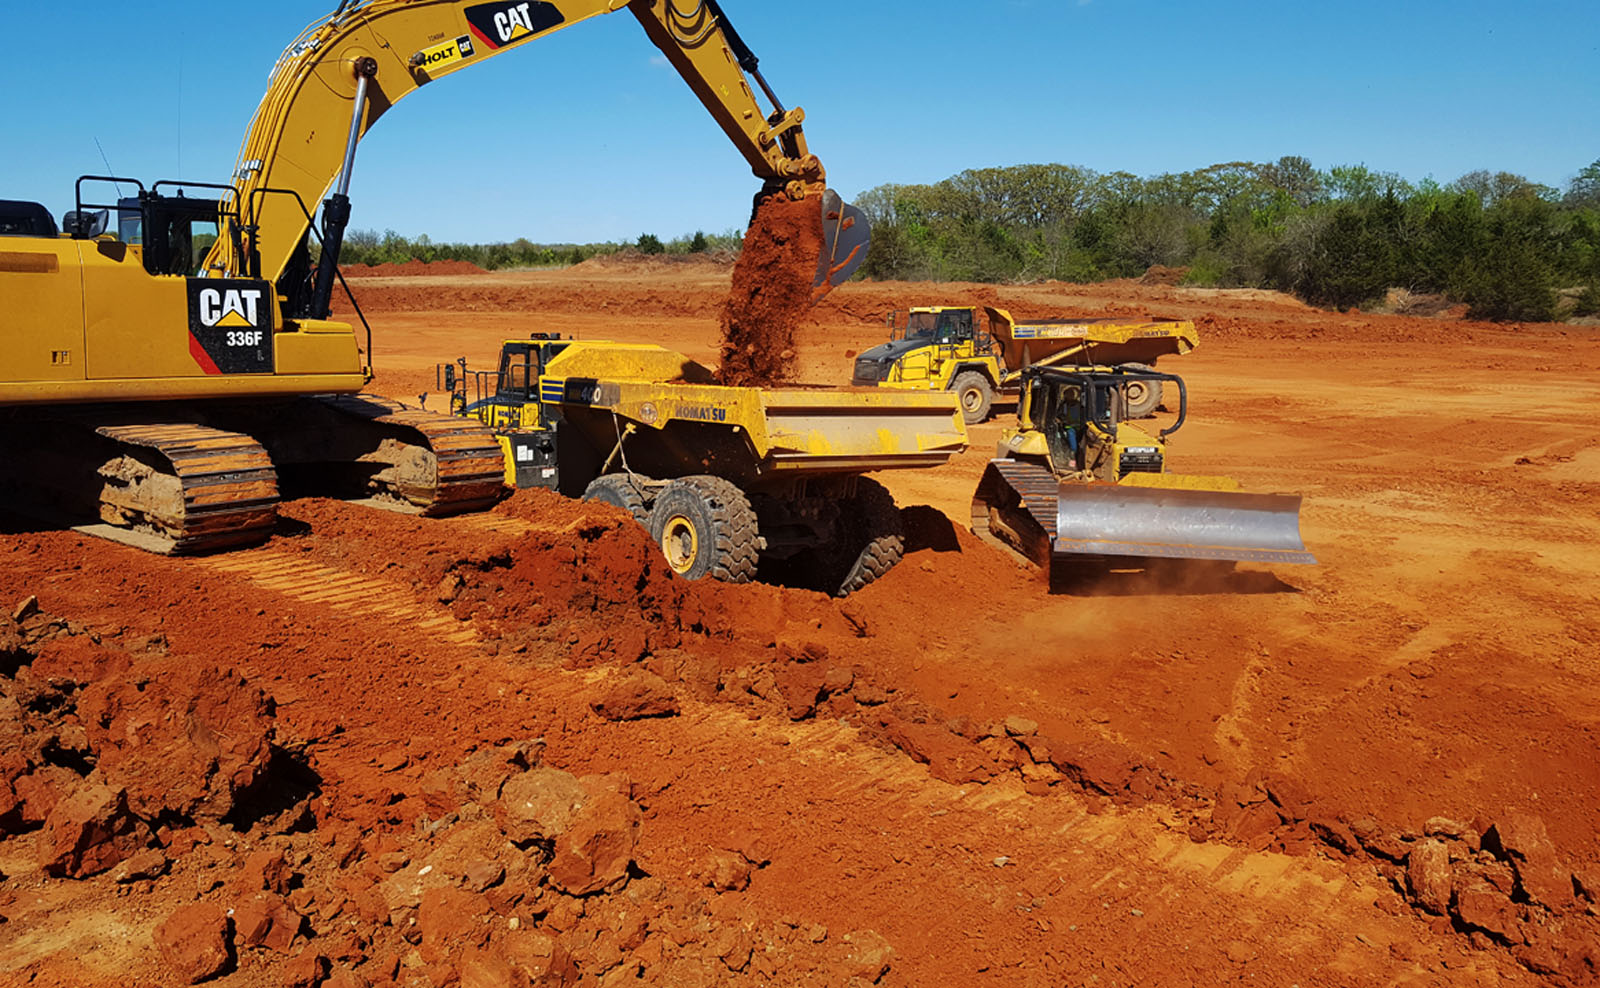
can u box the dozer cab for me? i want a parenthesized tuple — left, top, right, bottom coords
(970, 365, 1314, 577)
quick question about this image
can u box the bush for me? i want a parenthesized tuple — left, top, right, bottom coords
(636, 233, 664, 255)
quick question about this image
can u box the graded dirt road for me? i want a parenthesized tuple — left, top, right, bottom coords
(1, 259, 1597, 987)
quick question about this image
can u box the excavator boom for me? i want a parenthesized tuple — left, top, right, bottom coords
(210, 0, 854, 288)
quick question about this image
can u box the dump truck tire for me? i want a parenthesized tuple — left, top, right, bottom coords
(1121, 363, 1162, 418)
(952, 371, 994, 424)
(833, 478, 906, 596)
(648, 476, 761, 583)
(581, 474, 650, 525)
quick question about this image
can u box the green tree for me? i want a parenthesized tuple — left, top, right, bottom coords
(636, 233, 664, 255)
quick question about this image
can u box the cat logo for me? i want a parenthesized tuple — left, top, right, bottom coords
(464, 1, 564, 50)
(187, 280, 275, 375)
(197, 287, 263, 329)
(413, 34, 475, 72)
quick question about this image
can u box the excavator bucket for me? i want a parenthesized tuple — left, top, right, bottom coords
(1052, 484, 1316, 565)
(816, 189, 870, 291)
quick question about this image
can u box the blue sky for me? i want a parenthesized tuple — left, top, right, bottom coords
(3, 1, 1596, 243)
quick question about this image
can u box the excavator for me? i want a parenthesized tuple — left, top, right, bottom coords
(0, 0, 869, 553)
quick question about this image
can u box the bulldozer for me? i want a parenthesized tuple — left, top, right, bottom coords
(970, 365, 1315, 578)
(437, 337, 968, 595)
(0, 0, 869, 553)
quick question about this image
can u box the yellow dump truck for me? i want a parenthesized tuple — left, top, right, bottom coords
(439, 337, 968, 595)
(851, 305, 1198, 424)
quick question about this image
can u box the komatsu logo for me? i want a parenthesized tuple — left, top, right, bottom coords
(674, 404, 728, 423)
(465, 1, 564, 50)
(197, 287, 263, 329)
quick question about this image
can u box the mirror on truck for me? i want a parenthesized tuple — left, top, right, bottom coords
(886, 310, 904, 339)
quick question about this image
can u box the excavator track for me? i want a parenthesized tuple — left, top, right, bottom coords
(0, 415, 280, 556)
(970, 458, 1059, 568)
(91, 423, 280, 554)
(309, 395, 505, 516)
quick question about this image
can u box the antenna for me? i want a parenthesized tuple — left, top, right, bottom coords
(93, 138, 125, 198)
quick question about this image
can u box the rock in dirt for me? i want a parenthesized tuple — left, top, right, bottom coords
(79, 660, 274, 821)
(1407, 840, 1454, 914)
(1003, 715, 1039, 737)
(282, 950, 329, 988)
(1451, 877, 1521, 941)
(155, 901, 233, 984)
(239, 847, 291, 894)
(38, 783, 150, 878)
(548, 787, 642, 896)
(839, 930, 895, 983)
(111, 847, 169, 883)
(1487, 814, 1575, 912)
(233, 892, 304, 953)
(495, 768, 589, 847)
(590, 672, 679, 722)
(702, 849, 753, 892)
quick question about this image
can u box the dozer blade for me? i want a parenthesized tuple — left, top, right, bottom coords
(816, 188, 870, 292)
(1053, 484, 1316, 565)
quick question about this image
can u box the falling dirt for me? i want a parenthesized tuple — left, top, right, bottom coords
(716, 194, 828, 386)
(6, 262, 1600, 987)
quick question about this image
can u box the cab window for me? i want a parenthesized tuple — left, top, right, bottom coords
(497, 349, 536, 399)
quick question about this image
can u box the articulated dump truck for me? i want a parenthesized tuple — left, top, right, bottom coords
(851, 305, 1198, 424)
(971, 365, 1314, 582)
(441, 338, 969, 596)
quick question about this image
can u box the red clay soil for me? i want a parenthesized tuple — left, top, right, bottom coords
(344, 260, 488, 278)
(5, 266, 1600, 987)
(716, 194, 828, 386)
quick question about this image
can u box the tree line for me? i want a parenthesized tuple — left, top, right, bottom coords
(339, 228, 741, 269)
(336, 158, 1600, 322)
(856, 158, 1600, 321)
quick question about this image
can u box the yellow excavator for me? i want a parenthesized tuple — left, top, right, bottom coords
(0, 0, 869, 553)
(971, 365, 1315, 579)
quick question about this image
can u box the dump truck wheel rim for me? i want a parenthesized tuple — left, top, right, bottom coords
(660, 514, 700, 574)
(961, 388, 984, 413)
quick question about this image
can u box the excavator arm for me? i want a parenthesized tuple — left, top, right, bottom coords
(206, 0, 862, 300)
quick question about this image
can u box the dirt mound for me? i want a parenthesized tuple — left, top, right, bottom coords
(342, 259, 487, 277)
(1140, 265, 1190, 286)
(572, 248, 737, 272)
(717, 194, 828, 385)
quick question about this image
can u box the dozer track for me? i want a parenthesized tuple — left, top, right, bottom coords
(970, 458, 1060, 568)
(309, 395, 505, 516)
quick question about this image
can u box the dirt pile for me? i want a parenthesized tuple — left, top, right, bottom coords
(343, 260, 488, 278)
(716, 194, 828, 385)
(0, 604, 287, 882)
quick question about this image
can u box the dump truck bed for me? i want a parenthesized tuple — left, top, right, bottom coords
(987, 310, 1198, 384)
(538, 343, 968, 479)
